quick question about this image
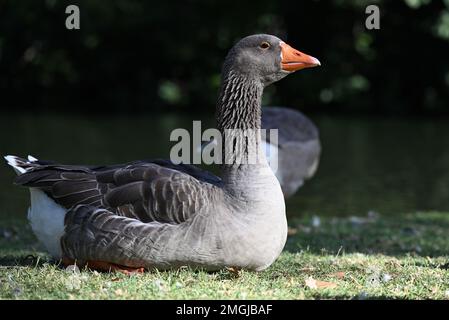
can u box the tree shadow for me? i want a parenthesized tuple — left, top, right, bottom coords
(0, 254, 49, 268)
(284, 213, 449, 258)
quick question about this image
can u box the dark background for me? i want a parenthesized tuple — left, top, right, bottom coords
(1, 0, 449, 116)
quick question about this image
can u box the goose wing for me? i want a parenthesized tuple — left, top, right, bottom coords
(14, 158, 221, 224)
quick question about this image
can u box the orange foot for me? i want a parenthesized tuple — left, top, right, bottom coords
(62, 257, 144, 275)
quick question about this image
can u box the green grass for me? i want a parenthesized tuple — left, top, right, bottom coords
(1, 212, 449, 300)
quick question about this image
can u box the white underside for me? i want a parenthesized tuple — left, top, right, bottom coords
(261, 140, 280, 181)
(307, 157, 320, 178)
(4, 155, 67, 258)
(28, 188, 67, 258)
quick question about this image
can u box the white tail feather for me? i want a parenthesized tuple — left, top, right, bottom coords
(4, 155, 27, 174)
(28, 155, 38, 162)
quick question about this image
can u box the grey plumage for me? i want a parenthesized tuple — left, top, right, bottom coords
(7, 34, 320, 271)
(14, 160, 221, 224)
(262, 106, 321, 197)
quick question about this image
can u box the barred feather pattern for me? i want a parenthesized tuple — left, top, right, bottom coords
(215, 71, 265, 168)
(14, 160, 221, 225)
(60, 204, 235, 270)
(216, 71, 262, 132)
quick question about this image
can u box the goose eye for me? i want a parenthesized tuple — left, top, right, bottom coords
(260, 42, 270, 49)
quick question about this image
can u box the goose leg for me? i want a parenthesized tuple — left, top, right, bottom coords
(226, 266, 241, 277)
(86, 260, 145, 274)
(62, 257, 144, 274)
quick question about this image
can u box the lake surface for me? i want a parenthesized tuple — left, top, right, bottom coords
(0, 113, 448, 223)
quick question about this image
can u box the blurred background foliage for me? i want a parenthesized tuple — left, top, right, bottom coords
(0, 0, 448, 116)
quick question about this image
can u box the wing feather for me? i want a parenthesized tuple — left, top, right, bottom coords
(15, 160, 220, 224)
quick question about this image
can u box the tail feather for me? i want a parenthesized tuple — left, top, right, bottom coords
(4, 155, 39, 175)
(28, 155, 38, 162)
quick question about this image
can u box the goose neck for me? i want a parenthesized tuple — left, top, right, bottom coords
(216, 71, 263, 132)
(215, 71, 269, 179)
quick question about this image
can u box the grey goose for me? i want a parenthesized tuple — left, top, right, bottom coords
(5, 34, 320, 273)
(261, 106, 321, 198)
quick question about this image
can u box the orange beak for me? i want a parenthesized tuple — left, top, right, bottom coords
(280, 42, 321, 72)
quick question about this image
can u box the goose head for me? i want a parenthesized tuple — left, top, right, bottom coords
(223, 34, 321, 86)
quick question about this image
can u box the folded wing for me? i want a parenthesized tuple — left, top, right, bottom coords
(14, 159, 221, 224)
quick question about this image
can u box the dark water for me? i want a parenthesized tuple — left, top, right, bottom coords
(0, 113, 448, 223)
